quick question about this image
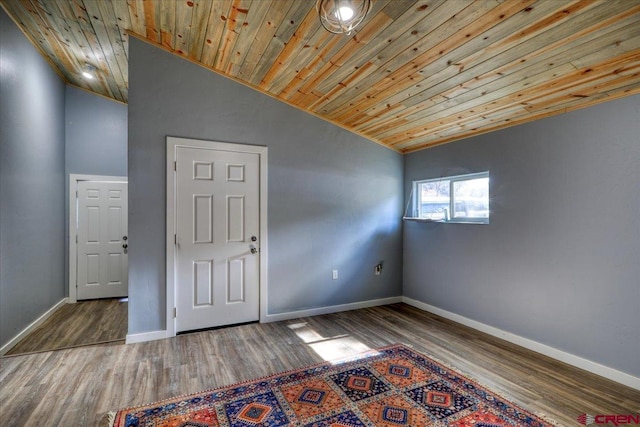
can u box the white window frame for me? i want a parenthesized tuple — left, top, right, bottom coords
(412, 171, 489, 224)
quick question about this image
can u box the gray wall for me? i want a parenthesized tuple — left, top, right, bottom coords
(128, 38, 403, 334)
(0, 10, 66, 347)
(64, 85, 128, 288)
(403, 95, 640, 377)
(65, 85, 128, 177)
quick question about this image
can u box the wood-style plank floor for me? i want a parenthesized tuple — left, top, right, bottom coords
(0, 304, 637, 426)
(4, 299, 127, 356)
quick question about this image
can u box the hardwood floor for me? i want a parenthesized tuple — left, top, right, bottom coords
(0, 304, 637, 426)
(4, 299, 127, 356)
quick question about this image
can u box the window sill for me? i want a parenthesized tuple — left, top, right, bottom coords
(402, 217, 488, 224)
(402, 217, 445, 223)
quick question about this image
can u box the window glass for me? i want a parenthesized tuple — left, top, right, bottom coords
(412, 172, 489, 223)
(452, 177, 489, 219)
(419, 179, 449, 221)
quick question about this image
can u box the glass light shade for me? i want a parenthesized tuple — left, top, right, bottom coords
(317, 0, 371, 35)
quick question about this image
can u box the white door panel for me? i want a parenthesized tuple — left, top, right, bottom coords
(77, 181, 128, 300)
(175, 147, 260, 332)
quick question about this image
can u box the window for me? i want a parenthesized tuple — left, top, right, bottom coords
(410, 172, 489, 223)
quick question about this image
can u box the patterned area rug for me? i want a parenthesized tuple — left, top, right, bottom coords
(109, 344, 553, 427)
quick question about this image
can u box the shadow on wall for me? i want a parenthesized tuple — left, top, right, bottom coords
(269, 191, 401, 313)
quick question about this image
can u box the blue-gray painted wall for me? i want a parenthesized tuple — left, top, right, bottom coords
(65, 86, 128, 177)
(403, 94, 640, 377)
(128, 38, 404, 333)
(0, 9, 66, 347)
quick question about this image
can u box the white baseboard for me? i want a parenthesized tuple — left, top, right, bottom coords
(125, 330, 168, 344)
(262, 296, 403, 323)
(0, 298, 68, 356)
(126, 297, 402, 343)
(402, 296, 640, 391)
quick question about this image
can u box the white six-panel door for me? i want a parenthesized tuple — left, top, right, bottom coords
(174, 146, 260, 332)
(76, 181, 128, 300)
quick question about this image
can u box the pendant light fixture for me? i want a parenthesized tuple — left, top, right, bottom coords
(316, 0, 371, 35)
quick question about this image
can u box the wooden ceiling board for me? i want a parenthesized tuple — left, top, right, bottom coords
(385, 38, 640, 146)
(86, 0, 129, 99)
(4, 1, 70, 76)
(236, 0, 293, 80)
(331, 0, 579, 123)
(174, 0, 194, 56)
(345, 0, 584, 128)
(282, 0, 430, 108)
(427, 5, 640, 112)
(214, 0, 249, 70)
(259, 3, 321, 90)
(390, 51, 640, 149)
(248, 1, 311, 85)
(157, 0, 174, 50)
(1, 0, 639, 153)
(314, 1, 520, 120)
(23, 1, 87, 86)
(289, 0, 428, 100)
(361, 2, 640, 141)
(226, 0, 271, 75)
(199, 0, 232, 67)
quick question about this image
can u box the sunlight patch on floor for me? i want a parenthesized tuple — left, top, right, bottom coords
(287, 321, 374, 363)
(309, 336, 373, 363)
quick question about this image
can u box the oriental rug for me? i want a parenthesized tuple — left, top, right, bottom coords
(109, 344, 554, 427)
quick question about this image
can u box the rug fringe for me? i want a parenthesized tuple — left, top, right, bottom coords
(99, 411, 116, 427)
(535, 411, 561, 426)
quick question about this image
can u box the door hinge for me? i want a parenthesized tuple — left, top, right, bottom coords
(76, 190, 78, 198)
(174, 161, 177, 171)
(75, 234, 78, 243)
(174, 234, 177, 245)
(173, 307, 177, 318)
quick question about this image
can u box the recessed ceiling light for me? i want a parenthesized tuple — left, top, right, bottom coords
(82, 64, 97, 80)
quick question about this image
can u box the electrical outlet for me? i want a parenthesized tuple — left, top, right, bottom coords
(375, 262, 383, 275)
(332, 269, 338, 280)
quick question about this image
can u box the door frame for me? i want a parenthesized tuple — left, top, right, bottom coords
(68, 174, 128, 303)
(166, 137, 268, 338)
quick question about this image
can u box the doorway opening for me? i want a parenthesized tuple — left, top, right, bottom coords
(1, 174, 134, 355)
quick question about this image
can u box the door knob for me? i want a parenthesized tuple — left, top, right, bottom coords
(250, 245, 258, 254)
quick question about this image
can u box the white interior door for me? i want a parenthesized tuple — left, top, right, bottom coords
(77, 181, 128, 300)
(175, 146, 260, 332)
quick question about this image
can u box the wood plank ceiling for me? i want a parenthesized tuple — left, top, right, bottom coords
(2, 0, 639, 153)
